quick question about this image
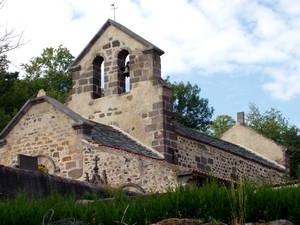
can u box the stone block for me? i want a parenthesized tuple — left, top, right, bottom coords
(138, 55, 148, 62)
(131, 77, 140, 83)
(62, 156, 72, 162)
(153, 102, 163, 110)
(201, 156, 207, 164)
(134, 70, 142, 77)
(106, 49, 112, 56)
(145, 124, 156, 132)
(79, 79, 88, 85)
(77, 86, 82, 94)
(197, 163, 205, 171)
(152, 116, 163, 123)
(84, 85, 92, 92)
(66, 161, 76, 169)
(112, 40, 120, 47)
(102, 43, 111, 49)
(149, 110, 159, 117)
(68, 168, 83, 179)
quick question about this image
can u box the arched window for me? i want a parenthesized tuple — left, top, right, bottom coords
(92, 56, 104, 99)
(124, 55, 130, 92)
(118, 50, 130, 93)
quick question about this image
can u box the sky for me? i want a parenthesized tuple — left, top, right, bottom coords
(1, 0, 300, 127)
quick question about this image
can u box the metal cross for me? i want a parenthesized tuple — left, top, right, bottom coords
(111, 3, 118, 21)
(93, 155, 100, 173)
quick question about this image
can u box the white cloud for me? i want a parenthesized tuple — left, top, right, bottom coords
(263, 63, 300, 101)
(1, 0, 299, 102)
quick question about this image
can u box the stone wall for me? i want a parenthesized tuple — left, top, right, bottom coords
(0, 101, 84, 179)
(82, 141, 180, 193)
(176, 135, 285, 183)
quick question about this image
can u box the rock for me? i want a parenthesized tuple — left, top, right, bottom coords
(245, 219, 294, 225)
(269, 220, 294, 225)
(151, 218, 203, 225)
(113, 221, 127, 225)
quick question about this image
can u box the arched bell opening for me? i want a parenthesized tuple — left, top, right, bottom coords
(124, 55, 130, 92)
(117, 50, 130, 93)
(92, 56, 104, 99)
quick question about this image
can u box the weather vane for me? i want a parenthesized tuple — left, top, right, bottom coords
(111, 3, 118, 21)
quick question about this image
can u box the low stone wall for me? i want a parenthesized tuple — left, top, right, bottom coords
(0, 165, 101, 199)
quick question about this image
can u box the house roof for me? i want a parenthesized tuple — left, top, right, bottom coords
(224, 122, 290, 153)
(71, 19, 165, 67)
(172, 122, 285, 172)
(0, 96, 163, 160)
(90, 123, 163, 160)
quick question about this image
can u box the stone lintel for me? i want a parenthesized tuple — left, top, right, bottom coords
(72, 121, 94, 131)
(69, 65, 81, 72)
(142, 47, 164, 56)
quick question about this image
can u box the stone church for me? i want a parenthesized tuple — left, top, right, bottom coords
(0, 19, 289, 193)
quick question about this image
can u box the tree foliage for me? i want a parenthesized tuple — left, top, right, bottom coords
(20, 45, 74, 102)
(165, 77, 214, 132)
(209, 115, 235, 138)
(0, 54, 19, 130)
(0, 45, 74, 132)
(246, 103, 300, 178)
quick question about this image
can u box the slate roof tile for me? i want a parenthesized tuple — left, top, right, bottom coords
(91, 123, 163, 160)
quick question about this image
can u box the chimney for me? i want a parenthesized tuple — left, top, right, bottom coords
(237, 112, 244, 124)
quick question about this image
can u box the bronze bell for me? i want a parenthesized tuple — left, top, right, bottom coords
(122, 62, 130, 77)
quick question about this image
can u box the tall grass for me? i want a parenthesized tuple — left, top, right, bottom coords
(0, 180, 300, 225)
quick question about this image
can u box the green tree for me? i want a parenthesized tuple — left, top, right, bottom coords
(0, 54, 20, 131)
(245, 103, 300, 178)
(209, 115, 236, 138)
(165, 77, 214, 132)
(246, 103, 290, 143)
(0, 45, 74, 132)
(21, 45, 74, 102)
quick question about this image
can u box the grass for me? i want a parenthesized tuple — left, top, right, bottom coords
(0, 180, 300, 225)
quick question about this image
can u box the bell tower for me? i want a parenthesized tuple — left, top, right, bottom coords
(67, 19, 176, 161)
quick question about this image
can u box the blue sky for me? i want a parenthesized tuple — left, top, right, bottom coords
(1, 0, 300, 127)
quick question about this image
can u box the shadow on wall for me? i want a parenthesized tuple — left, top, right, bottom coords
(0, 165, 106, 199)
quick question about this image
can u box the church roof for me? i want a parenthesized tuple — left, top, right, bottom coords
(71, 19, 164, 67)
(172, 122, 285, 171)
(90, 123, 163, 160)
